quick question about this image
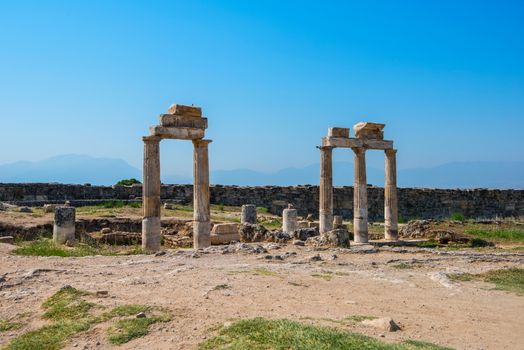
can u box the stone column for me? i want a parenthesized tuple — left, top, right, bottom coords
(319, 146, 333, 233)
(53, 206, 76, 244)
(282, 206, 298, 235)
(241, 204, 257, 224)
(352, 147, 368, 243)
(193, 139, 212, 249)
(384, 149, 399, 240)
(142, 136, 161, 252)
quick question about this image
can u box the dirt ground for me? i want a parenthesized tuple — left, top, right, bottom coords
(1, 241, 523, 350)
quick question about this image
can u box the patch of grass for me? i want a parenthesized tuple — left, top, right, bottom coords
(449, 268, 524, 295)
(102, 200, 125, 209)
(12, 238, 144, 257)
(212, 284, 231, 291)
(42, 286, 94, 321)
(392, 262, 415, 269)
(257, 207, 269, 214)
(311, 273, 333, 281)
(258, 217, 282, 229)
(198, 318, 453, 350)
(0, 319, 23, 332)
(128, 202, 141, 208)
(107, 309, 172, 345)
(6, 287, 172, 350)
(450, 212, 465, 221)
(230, 268, 279, 277)
(465, 229, 524, 243)
(344, 315, 377, 322)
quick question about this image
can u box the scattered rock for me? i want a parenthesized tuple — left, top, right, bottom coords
(310, 254, 322, 262)
(155, 251, 166, 257)
(238, 224, 269, 242)
(292, 239, 305, 246)
(0, 236, 14, 244)
(100, 227, 112, 234)
(43, 204, 57, 213)
(136, 312, 146, 318)
(362, 317, 401, 332)
(19, 207, 32, 213)
(293, 227, 320, 241)
(96, 290, 109, 297)
(164, 203, 174, 210)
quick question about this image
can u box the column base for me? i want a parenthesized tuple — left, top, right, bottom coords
(53, 224, 75, 244)
(354, 231, 369, 243)
(142, 217, 161, 252)
(385, 229, 399, 241)
(193, 221, 211, 249)
(319, 213, 333, 233)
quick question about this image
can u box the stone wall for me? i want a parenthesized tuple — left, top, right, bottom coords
(1, 183, 523, 220)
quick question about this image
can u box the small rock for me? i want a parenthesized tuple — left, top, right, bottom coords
(101, 228, 111, 234)
(164, 203, 174, 210)
(292, 239, 305, 246)
(330, 254, 338, 260)
(136, 312, 146, 318)
(191, 253, 200, 258)
(19, 207, 32, 213)
(0, 236, 15, 244)
(310, 254, 322, 262)
(362, 317, 401, 332)
(96, 290, 109, 297)
(155, 251, 166, 257)
(65, 240, 74, 247)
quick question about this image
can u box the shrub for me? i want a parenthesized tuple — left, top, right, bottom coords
(116, 178, 141, 186)
(450, 212, 465, 221)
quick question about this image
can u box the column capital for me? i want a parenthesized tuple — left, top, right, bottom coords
(316, 145, 334, 151)
(385, 148, 397, 155)
(142, 135, 161, 143)
(351, 146, 366, 155)
(193, 139, 213, 148)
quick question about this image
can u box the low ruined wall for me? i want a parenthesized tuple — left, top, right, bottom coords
(1, 183, 523, 220)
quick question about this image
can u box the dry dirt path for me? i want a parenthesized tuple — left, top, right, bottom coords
(1, 243, 523, 350)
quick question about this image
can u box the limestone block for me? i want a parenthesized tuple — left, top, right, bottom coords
(53, 206, 76, 244)
(353, 122, 385, 140)
(149, 126, 205, 140)
(328, 127, 350, 138)
(241, 204, 257, 224)
(211, 223, 238, 235)
(282, 208, 298, 234)
(210, 233, 240, 245)
(159, 115, 208, 129)
(167, 104, 202, 117)
(297, 220, 309, 229)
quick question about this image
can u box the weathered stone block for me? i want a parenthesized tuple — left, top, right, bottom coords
(167, 104, 202, 117)
(211, 223, 238, 235)
(328, 127, 350, 138)
(159, 115, 208, 129)
(149, 126, 205, 140)
(53, 206, 76, 244)
(210, 233, 239, 245)
(241, 204, 257, 224)
(353, 122, 385, 140)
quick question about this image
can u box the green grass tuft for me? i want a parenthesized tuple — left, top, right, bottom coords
(12, 238, 144, 257)
(198, 318, 453, 350)
(0, 319, 23, 332)
(107, 309, 172, 345)
(42, 286, 94, 321)
(465, 229, 524, 243)
(449, 268, 524, 295)
(450, 213, 465, 221)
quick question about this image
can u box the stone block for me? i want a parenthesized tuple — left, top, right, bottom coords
(241, 204, 257, 224)
(353, 122, 385, 140)
(159, 114, 208, 129)
(328, 127, 350, 138)
(0, 236, 14, 244)
(211, 233, 240, 245)
(167, 104, 202, 117)
(149, 126, 205, 140)
(53, 206, 76, 244)
(211, 223, 238, 235)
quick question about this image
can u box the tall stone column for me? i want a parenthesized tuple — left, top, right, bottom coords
(193, 139, 212, 249)
(352, 147, 368, 243)
(319, 146, 333, 233)
(142, 136, 161, 252)
(384, 149, 399, 240)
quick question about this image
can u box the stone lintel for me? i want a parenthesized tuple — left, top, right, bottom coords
(149, 126, 205, 140)
(328, 127, 350, 138)
(160, 114, 208, 129)
(142, 135, 161, 142)
(322, 137, 393, 150)
(167, 104, 202, 117)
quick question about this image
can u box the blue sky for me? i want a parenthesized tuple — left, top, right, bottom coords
(0, 0, 523, 177)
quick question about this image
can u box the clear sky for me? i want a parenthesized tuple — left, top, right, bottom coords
(0, 0, 523, 177)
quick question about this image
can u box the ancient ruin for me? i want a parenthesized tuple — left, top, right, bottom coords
(142, 104, 212, 252)
(319, 122, 398, 243)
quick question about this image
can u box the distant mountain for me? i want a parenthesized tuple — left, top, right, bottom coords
(0, 155, 522, 189)
(0, 154, 141, 186)
(210, 161, 524, 189)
